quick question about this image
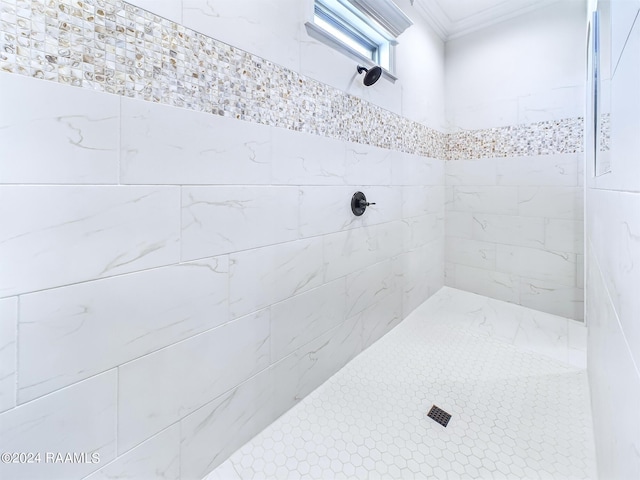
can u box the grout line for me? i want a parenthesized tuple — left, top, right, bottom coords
(179, 185, 183, 263)
(117, 95, 122, 185)
(226, 252, 232, 325)
(178, 409, 183, 480)
(14, 295, 19, 408)
(1, 211, 419, 300)
(2, 260, 183, 299)
(115, 362, 274, 461)
(612, 9, 640, 78)
(115, 366, 119, 458)
(11, 367, 118, 410)
(229, 461, 243, 479)
(101, 419, 182, 471)
(588, 239, 640, 379)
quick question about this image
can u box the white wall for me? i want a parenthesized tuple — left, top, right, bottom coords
(445, 152, 585, 320)
(442, 2, 587, 320)
(445, 0, 586, 130)
(586, 0, 640, 477)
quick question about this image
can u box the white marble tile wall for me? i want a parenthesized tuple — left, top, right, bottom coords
(392, 153, 445, 186)
(271, 127, 346, 186)
(449, 185, 519, 215)
(586, 3, 640, 476)
(0, 74, 120, 185)
(117, 309, 271, 454)
(229, 238, 325, 320)
(270, 279, 347, 363)
(298, 186, 402, 237)
(270, 313, 365, 416)
(344, 143, 394, 186)
(322, 222, 404, 282)
(441, 0, 587, 322)
(181, 0, 302, 77)
(179, 368, 276, 480)
(357, 287, 404, 350)
(445, 153, 584, 320)
(85, 425, 181, 480)
(120, 98, 273, 186)
(0, 71, 445, 479)
(449, 264, 519, 305)
(0, 297, 17, 413)
(0, 185, 181, 297)
(444, 1, 586, 132)
(18, 257, 229, 403)
(586, 247, 640, 480)
(401, 185, 445, 218)
(0, 371, 117, 479)
(401, 238, 445, 316)
(401, 213, 443, 250)
(345, 258, 401, 318)
(182, 186, 300, 259)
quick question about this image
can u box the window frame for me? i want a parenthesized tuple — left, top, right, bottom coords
(305, 0, 412, 83)
(314, 2, 381, 63)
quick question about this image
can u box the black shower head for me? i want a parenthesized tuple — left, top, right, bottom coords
(356, 65, 382, 86)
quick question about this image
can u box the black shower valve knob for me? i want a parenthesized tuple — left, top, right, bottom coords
(351, 191, 375, 216)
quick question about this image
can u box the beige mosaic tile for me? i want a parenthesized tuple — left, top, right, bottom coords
(447, 118, 585, 161)
(599, 112, 610, 152)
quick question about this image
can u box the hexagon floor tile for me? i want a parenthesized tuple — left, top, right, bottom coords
(206, 287, 596, 479)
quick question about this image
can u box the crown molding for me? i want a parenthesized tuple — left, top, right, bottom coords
(413, 0, 561, 41)
(344, 0, 414, 37)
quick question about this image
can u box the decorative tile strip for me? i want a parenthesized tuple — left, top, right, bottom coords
(447, 117, 584, 160)
(599, 112, 610, 152)
(0, 0, 448, 157)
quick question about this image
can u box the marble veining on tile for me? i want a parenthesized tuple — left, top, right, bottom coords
(209, 287, 595, 480)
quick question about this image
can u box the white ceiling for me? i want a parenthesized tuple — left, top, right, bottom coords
(412, 0, 561, 41)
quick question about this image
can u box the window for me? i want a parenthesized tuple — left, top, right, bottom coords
(305, 0, 412, 81)
(314, 2, 381, 62)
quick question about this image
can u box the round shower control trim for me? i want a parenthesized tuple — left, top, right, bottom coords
(351, 191, 376, 216)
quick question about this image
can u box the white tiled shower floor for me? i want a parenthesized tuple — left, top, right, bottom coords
(206, 287, 597, 479)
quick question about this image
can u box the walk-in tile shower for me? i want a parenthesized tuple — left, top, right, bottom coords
(0, 0, 638, 478)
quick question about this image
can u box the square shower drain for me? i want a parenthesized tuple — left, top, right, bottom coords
(427, 405, 451, 427)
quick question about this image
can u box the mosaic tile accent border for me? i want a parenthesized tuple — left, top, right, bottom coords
(0, 0, 583, 161)
(447, 117, 585, 160)
(0, 0, 447, 157)
(599, 113, 610, 152)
